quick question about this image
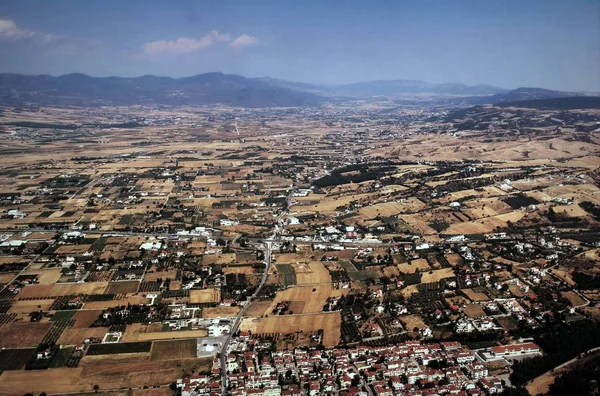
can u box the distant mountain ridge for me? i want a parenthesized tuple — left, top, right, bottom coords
(0, 72, 587, 108)
(0, 72, 321, 108)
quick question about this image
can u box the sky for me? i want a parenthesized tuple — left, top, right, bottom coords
(0, 0, 599, 91)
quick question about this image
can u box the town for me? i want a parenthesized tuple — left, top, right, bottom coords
(0, 99, 599, 396)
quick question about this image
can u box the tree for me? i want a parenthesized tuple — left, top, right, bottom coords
(93, 385, 99, 392)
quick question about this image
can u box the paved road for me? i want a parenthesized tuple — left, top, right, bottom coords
(219, 239, 275, 395)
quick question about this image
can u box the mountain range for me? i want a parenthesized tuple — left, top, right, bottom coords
(0, 72, 591, 108)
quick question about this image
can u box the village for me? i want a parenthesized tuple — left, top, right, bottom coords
(0, 101, 598, 396)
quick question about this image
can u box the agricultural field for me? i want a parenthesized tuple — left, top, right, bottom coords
(150, 339, 198, 360)
(254, 312, 341, 346)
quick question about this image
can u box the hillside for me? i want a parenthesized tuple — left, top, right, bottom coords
(0, 72, 322, 108)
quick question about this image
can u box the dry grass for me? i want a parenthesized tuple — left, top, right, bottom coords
(202, 306, 240, 318)
(397, 259, 430, 274)
(420, 268, 455, 283)
(0, 354, 211, 395)
(122, 323, 208, 342)
(150, 339, 197, 360)
(58, 327, 108, 345)
(255, 312, 341, 346)
(0, 322, 52, 348)
(462, 288, 490, 302)
(267, 285, 346, 314)
(189, 288, 221, 303)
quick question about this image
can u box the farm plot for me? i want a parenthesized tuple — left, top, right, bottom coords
(9, 298, 55, 313)
(444, 211, 525, 235)
(0, 322, 52, 348)
(72, 309, 103, 328)
(58, 327, 108, 345)
(397, 259, 430, 274)
(87, 341, 152, 355)
(276, 264, 297, 286)
(150, 339, 197, 360)
(294, 262, 331, 285)
(462, 288, 490, 302)
(105, 281, 140, 294)
(122, 323, 208, 342)
(189, 288, 221, 303)
(0, 348, 35, 370)
(17, 282, 109, 298)
(420, 268, 455, 283)
(202, 306, 240, 318)
(0, 355, 211, 395)
(255, 312, 341, 347)
(266, 285, 346, 315)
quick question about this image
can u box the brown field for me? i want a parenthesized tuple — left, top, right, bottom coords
(464, 304, 486, 318)
(397, 258, 430, 274)
(17, 282, 109, 298)
(189, 288, 221, 303)
(9, 298, 55, 313)
(83, 294, 149, 310)
(72, 309, 103, 328)
(444, 211, 525, 235)
(21, 268, 62, 284)
(400, 314, 426, 330)
(58, 327, 108, 345)
(462, 288, 490, 302)
(267, 285, 347, 314)
(446, 253, 463, 266)
(0, 272, 17, 283)
(293, 261, 331, 285)
(122, 323, 208, 342)
(133, 389, 173, 396)
(0, 354, 211, 395)
(420, 268, 455, 283)
(143, 270, 178, 282)
(150, 339, 197, 360)
(202, 306, 240, 318)
(222, 266, 255, 275)
(561, 291, 587, 307)
(0, 322, 52, 348)
(255, 312, 341, 346)
(245, 301, 271, 317)
(105, 281, 140, 294)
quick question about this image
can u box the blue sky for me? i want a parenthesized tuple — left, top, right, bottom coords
(0, 0, 599, 91)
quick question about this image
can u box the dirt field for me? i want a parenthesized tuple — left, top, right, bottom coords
(464, 304, 486, 318)
(21, 268, 62, 284)
(143, 270, 178, 282)
(17, 282, 109, 298)
(58, 327, 108, 345)
(83, 294, 149, 310)
(561, 291, 587, 307)
(397, 258, 430, 274)
(9, 298, 55, 313)
(150, 339, 197, 360)
(444, 211, 525, 235)
(0, 322, 52, 348)
(293, 261, 331, 285)
(72, 309, 103, 328)
(244, 301, 271, 317)
(400, 314, 426, 330)
(267, 285, 347, 315)
(202, 306, 240, 318)
(105, 281, 140, 294)
(255, 312, 341, 346)
(189, 288, 221, 303)
(462, 288, 490, 302)
(122, 323, 208, 342)
(420, 268, 455, 283)
(0, 354, 211, 395)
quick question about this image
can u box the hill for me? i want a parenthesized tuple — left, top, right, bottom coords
(0, 72, 322, 108)
(497, 96, 600, 110)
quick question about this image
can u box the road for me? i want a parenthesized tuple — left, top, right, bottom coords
(219, 238, 275, 395)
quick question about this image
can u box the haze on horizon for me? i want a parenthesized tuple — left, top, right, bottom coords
(0, 0, 599, 92)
